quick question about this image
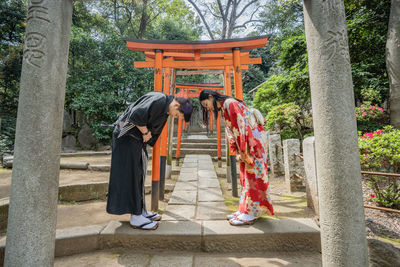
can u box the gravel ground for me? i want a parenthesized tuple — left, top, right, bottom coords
(362, 178, 400, 243)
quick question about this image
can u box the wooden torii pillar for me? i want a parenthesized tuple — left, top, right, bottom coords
(159, 67, 171, 200)
(124, 36, 268, 207)
(223, 66, 238, 196)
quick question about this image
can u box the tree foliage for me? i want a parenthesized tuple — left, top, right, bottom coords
(66, 1, 201, 142)
(254, 0, 392, 138)
(0, 0, 26, 116)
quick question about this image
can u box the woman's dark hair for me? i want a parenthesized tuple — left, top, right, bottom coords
(175, 97, 194, 122)
(199, 89, 241, 126)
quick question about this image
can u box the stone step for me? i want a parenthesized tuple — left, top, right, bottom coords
(173, 148, 226, 157)
(99, 218, 321, 252)
(0, 218, 321, 259)
(174, 138, 221, 144)
(173, 143, 226, 149)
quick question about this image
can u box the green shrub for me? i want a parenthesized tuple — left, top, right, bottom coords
(253, 75, 283, 115)
(359, 126, 400, 209)
(265, 103, 302, 140)
(0, 116, 16, 160)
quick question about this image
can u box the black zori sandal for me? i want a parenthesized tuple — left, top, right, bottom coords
(146, 213, 162, 221)
(130, 221, 159, 230)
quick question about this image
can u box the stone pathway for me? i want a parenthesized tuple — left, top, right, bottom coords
(51, 154, 322, 266)
(163, 154, 227, 222)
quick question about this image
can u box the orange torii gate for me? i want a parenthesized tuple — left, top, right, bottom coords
(124, 36, 268, 209)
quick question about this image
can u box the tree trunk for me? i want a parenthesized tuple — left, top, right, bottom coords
(387, 0, 400, 129)
(227, 0, 237, 39)
(138, 0, 148, 39)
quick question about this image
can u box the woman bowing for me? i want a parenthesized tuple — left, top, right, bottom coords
(199, 89, 274, 226)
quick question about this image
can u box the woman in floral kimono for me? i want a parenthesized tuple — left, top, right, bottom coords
(199, 90, 274, 225)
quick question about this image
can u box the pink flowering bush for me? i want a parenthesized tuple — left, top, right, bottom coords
(355, 102, 386, 133)
(359, 126, 400, 209)
(355, 102, 384, 122)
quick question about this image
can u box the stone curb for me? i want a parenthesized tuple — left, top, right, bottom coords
(0, 218, 321, 261)
(61, 151, 111, 157)
(0, 183, 174, 232)
(88, 164, 180, 176)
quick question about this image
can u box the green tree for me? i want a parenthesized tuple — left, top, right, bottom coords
(66, 1, 202, 143)
(0, 0, 26, 115)
(346, 0, 391, 105)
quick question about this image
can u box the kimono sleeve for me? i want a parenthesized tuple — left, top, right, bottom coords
(225, 127, 238, 153)
(227, 101, 247, 153)
(127, 94, 165, 126)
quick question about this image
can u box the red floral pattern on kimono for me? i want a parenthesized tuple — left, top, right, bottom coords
(221, 99, 274, 217)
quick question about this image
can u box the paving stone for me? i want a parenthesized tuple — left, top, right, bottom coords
(198, 170, 217, 179)
(181, 162, 198, 168)
(169, 190, 197, 205)
(100, 220, 202, 251)
(183, 158, 198, 163)
(198, 188, 224, 202)
(198, 164, 215, 171)
(196, 202, 228, 220)
(150, 255, 193, 267)
(173, 181, 197, 191)
(178, 172, 198, 182)
(163, 205, 196, 221)
(202, 219, 321, 252)
(199, 179, 220, 188)
(193, 256, 241, 267)
(193, 253, 322, 267)
(184, 154, 199, 158)
(180, 168, 198, 175)
(198, 154, 211, 159)
(198, 159, 214, 166)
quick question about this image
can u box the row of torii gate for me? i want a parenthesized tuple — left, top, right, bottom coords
(124, 36, 268, 210)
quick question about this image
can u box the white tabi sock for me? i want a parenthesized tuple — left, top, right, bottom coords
(130, 214, 157, 229)
(237, 213, 255, 221)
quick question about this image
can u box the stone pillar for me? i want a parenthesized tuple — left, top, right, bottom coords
(4, 1, 73, 266)
(268, 134, 283, 177)
(303, 1, 368, 266)
(387, 0, 400, 129)
(283, 139, 304, 192)
(265, 131, 270, 165)
(303, 136, 319, 216)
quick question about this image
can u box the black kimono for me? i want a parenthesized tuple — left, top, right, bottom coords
(106, 92, 174, 215)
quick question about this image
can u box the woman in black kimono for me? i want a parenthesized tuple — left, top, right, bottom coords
(106, 91, 193, 230)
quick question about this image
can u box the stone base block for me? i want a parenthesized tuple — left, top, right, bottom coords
(203, 219, 321, 252)
(55, 225, 103, 257)
(99, 220, 202, 251)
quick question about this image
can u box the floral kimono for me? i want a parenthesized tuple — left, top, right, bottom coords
(221, 99, 274, 217)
